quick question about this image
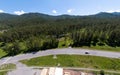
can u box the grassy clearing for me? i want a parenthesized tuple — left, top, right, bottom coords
(0, 64, 16, 70)
(20, 55, 120, 71)
(0, 63, 16, 75)
(0, 49, 7, 58)
(77, 45, 120, 52)
(58, 37, 73, 48)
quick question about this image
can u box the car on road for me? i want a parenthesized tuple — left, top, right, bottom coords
(32, 52, 37, 54)
(85, 51, 89, 54)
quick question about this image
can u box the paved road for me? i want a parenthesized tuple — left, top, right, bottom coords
(8, 69, 41, 75)
(0, 48, 120, 65)
(7, 62, 41, 75)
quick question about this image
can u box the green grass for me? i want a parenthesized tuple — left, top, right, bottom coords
(0, 71, 7, 75)
(58, 37, 73, 48)
(0, 64, 16, 70)
(0, 49, 7, 58)
(0, 63, 16, 75)
(20, 55, 120, 71)
(77, 45, 120, 52)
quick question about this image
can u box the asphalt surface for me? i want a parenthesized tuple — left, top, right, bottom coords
(7, 62, 41, 75)
(0, 48, 120, 65)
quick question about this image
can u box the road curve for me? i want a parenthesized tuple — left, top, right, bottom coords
(0, 48, 120, 65)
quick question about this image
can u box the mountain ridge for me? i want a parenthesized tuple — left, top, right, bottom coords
(1, 12, 120, 20)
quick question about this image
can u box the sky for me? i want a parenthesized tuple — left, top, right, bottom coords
(0, 0, 120, 15)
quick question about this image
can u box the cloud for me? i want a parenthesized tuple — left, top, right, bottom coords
(106, 10, 120, 13)
(14, 10, 26, 15)
(0, 9, 4, 13)
(52, 10, 57, 14)
(67, 9, 74, 13)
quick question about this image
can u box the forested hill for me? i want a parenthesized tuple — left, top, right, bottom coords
(1, 12, 120, 29)
(0, 13, 80, 29)
(0, 12, 120, 56)
(1, 12, 120, 28)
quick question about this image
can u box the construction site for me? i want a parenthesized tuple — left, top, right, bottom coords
(40, 67, 93, 75)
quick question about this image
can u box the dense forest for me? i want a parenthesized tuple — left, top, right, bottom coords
(0, 12, 120, 56)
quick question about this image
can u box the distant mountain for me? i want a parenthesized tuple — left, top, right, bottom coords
(0, 12, 120, 29)
(0, 13, 77, 21)
(20, 13, 54, 19)
(112, 12, 120, 16)
(90, 12, 120, 18)
(1, 12, 120, 21)
(0, 13, 18, 20)
(20, 13, 80, 19)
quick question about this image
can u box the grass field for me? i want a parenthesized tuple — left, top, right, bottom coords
(76, 45, 120, 52)
(0, 64, 16, 75)
(20, 55, 120, 71)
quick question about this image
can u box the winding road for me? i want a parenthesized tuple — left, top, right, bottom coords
(0, 48, 120, 65)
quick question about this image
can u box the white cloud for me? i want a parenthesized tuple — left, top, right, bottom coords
(52, 10, 57, 14)
(14, 10, 26, 15)
(106, 10, 120, 13)
(67, 9, 74, 13)
(0, 9, 4, 13)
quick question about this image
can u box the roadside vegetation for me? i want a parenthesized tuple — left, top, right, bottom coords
(20, 55, 120, 71)
(92, 70, 120, 75)
(0, 71, 6, 75)
(0, 64, 16, 75)
(77, 46, 120, 52)
(0, 49, 7, 58)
